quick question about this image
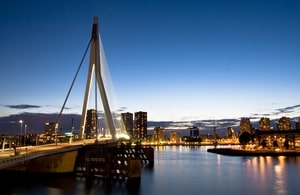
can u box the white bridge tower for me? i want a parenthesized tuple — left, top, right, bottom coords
(79, 17, 116, 140)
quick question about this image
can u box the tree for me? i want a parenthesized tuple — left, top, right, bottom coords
(239, 132, 252, 146)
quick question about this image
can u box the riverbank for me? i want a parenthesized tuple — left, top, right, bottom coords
(207, 148, 300, 156)
(142, 142, 239, 147)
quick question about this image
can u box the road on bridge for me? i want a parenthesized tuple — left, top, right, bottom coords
(0, 138, 111, 170)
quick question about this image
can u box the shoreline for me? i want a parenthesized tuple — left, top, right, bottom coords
(142, 142, 240, 147)
(207, 148, 300, 156)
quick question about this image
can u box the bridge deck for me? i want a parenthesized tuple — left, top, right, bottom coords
(0, 139, 154, 181)
(0, 139, 100, 170)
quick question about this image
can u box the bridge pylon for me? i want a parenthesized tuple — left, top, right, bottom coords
(79, 17, 116, 140)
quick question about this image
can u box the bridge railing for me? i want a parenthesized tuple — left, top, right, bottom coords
(0, 144, 83, 170)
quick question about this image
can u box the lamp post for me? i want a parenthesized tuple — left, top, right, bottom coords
(19, 120, 23, 148)
(55, 123, 58, 146)
(24, 124, 27, 147)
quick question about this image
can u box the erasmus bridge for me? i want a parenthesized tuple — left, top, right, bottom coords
(0, 17, 153, 176)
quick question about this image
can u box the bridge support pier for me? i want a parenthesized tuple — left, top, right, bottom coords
(75, 143, 154, 181)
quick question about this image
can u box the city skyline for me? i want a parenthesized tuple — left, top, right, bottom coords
(1, 0, 300, 132)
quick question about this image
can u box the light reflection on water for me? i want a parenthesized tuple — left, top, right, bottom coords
(150, 146, 300, 195)
(241, 155, 300, 195)
(274, 161, 286, 195)
(1, 145, 300, 195)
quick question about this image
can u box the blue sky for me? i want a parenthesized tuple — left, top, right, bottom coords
(1, 0, 300, 125)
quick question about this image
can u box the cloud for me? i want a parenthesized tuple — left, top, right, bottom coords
(147, 119, 241, 132)
(5, 104, 41, 109)
(0, 112, 81, 135)
(117, 107, 127, 112)
(249, 105, 300, 119)
(274, 104, 300, 116)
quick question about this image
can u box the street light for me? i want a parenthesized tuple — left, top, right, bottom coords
(19, 120, 23, 147)
(24, 124, 27, 147)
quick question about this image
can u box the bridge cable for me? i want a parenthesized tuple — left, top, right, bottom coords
(55, 38, 92, 129)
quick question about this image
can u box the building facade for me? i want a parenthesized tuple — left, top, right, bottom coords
(170, 131, 181, 143)
(45, 122, 57, 135)
(240, 117, 252, 133)
(134, 111, 147, 140)
(188, 126, 199, 138)
(121, 112, 134, 136)
(226, 126, 235, 138)
(259, 117, 271, 130)
(152, 126, 166, 143)
(252, 116, 300, 149)
(85, 109, 98, 138)
(277, 116, 291, 130)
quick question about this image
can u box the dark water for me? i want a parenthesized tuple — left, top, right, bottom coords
(2, 146, 300, 195)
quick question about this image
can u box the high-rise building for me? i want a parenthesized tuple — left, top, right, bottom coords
(277, 116, 291, 130)
(170, 131, 180, 143)
(240, 117, 252, 133)
(226, 126, 235, 138)
(259, 117, 271, 130)
(45, 122, 57, 134)
(134, 111, 147, 140)
(152, 126, 166, 142)
(121, 112, 134, 136)
(85, 109, 98, 138)
(188, 126, 199, 138)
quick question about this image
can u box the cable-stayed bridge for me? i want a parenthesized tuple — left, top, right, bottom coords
(0, 17, 153, 178)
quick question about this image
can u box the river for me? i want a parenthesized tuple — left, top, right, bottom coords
(2, 145, 300, 195)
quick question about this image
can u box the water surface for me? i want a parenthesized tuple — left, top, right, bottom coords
(2, 145, 300, 195)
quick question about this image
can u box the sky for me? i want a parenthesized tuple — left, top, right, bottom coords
(1, 0, 300, 131)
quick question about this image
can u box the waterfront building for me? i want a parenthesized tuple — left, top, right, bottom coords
(170, 131, 180, 144)
(226, 126, 235, 138)
(277, 116, 291, 130)
(240, 117, 252, 133)
(188, 126, 199, 138)
(85, 109, 97, 138)
(253, 129, 300, 149)
(251, 117, 300, 149)
(134, 111, 147, 140)
(181, 126, 201, 143)
(259, 117, 271, 130)
(152, 126, 166, 143)
(121, 112, 134, 136)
